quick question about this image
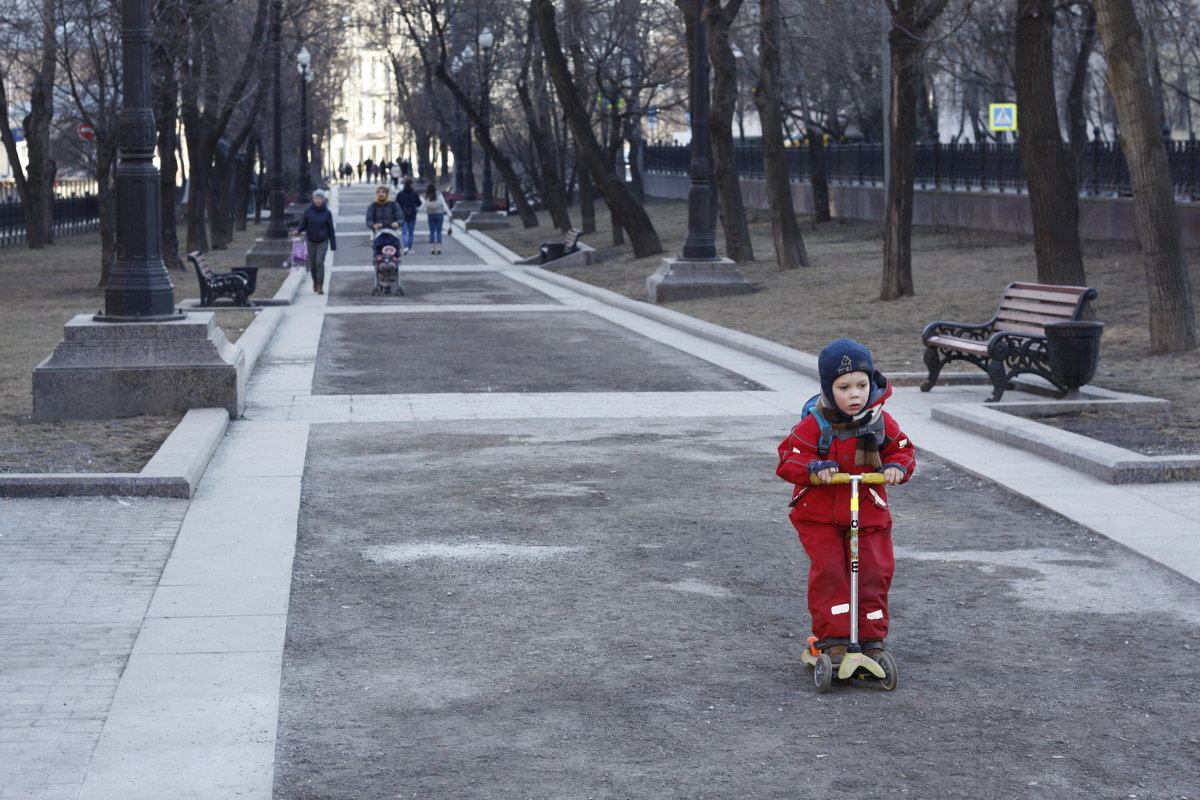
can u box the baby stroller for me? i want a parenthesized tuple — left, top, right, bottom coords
(372, 229, 405, 296)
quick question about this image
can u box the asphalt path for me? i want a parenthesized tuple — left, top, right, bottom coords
(273, 266, 1200, 799)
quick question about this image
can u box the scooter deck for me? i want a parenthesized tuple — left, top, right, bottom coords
(801, 648, 888, 681)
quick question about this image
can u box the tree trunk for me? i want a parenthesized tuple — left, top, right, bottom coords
(153, 36, 183, 270)
(705, 0, 754, 262)
(881, 0, 949, 299)
(532, 0, 662, 256)
(1065, 3, 1097, 189)
(753, 0, 807, 269)
(1094, 0, 1196, 353)
(808, 129, 831, 222)
(0, 70, 33, 237)
(579, 169, 596, 234)
(516, 42, 571, 231)
(1015, 0, 1086, 285)
(95, 136, 119, 287)
(22, 0, 59, 249)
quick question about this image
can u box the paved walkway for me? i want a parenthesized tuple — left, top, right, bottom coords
(2, 182, 1198, 798)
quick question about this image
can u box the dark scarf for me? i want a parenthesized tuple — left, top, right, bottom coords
(816, 395, 885, 468)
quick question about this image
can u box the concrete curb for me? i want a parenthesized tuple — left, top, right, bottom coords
(932, 404, 1200, 484)
(1, 271, 302, 499)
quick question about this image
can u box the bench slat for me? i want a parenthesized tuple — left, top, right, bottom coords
(1005, 286, 1091, 304)
(998, 298, 1082, 318)
(995, 308, 1072, 327)
(993, 320, 1047, 336)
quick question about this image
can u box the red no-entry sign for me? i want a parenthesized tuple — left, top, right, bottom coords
(77, 123, 95, 140)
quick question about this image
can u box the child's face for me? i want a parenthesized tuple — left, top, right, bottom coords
(831, 371, 871, 416)
(376, 188, 389, 201)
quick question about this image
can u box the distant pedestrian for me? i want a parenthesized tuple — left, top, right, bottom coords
(394, 178, 422, 254)
(295, 188, 336, 294)
(390, 162, 401, 189)
(357, 161, 364, 182)
(423, 183, 447, 254)
(775, 339, 915, 666)
(364, 158, 375, 183)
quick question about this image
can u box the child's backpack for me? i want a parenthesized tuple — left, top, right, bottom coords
(800, 394, 833, 456)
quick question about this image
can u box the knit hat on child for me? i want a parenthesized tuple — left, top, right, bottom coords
(818, 339, 874, 402)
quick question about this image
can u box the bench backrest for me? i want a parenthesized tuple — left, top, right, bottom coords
(564, 229, 582, 247)
(993, 282, 1097, 336)
(187, 251, 213, 277)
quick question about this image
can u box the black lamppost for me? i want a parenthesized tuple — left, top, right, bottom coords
(297, 45, 313, 201)
(681, 0, 716, 261)
(478, 27, 496, 213)
(265, 0, 288, 240)
(95, 0, 183, 321)
(644, 0, 750, 303)
(453, 50, 477, 201)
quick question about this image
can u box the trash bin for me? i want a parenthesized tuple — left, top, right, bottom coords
(232, 266, 259, 297)
(1045, 320, 1104, 392)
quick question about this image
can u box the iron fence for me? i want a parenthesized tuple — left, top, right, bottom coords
(0, 181, 102, 247)
(644, 140, 1200, 200)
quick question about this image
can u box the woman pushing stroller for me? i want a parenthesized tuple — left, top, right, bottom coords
(366, 185, 405, 296)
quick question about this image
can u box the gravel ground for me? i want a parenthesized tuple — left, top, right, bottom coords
(275, 417, 1200, 799)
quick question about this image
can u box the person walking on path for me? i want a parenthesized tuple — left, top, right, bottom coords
(364, 158, 375, 184)
(295, 188, 336, 294)
(390, 162, 401, 189)
(775, 339, 915, 664)
(395, 178, 422, 254)
(366, 185, 402, 234)
(423, 183, 447, 254)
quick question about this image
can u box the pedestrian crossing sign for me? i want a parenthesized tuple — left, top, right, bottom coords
(989, 103, 1017, 131)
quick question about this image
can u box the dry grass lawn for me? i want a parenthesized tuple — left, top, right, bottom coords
(0, 223, 291, 472)
(488, 197, 1200, 453)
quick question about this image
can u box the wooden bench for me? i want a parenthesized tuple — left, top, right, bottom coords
(539, 228, 583, 263)
(187, 251, 249, 307)
(921, 281, 1098, 402)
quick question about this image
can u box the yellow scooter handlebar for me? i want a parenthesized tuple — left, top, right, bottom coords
(809, 472, 888, 486)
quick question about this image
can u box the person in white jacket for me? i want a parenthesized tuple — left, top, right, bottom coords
(423, 183, 448, 255)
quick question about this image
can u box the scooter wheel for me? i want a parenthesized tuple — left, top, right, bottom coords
(813, 654, 833, 693)
(876, 651, 899, 691)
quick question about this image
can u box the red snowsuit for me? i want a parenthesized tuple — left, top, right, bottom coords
(776, 380, 915, 641)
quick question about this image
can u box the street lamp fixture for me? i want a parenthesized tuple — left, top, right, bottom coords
(297, 46, 313, 201)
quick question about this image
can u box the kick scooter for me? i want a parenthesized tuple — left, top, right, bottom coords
(799, 472, 899, 693)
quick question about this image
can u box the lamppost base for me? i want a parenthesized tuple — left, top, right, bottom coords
(464, 210, 510, 231)
(646, 257, 755, 304)
(31, 312, 246, 421)
(245, 237, 295, 270)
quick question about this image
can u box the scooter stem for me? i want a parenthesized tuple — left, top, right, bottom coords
(848, 474, 861, 651)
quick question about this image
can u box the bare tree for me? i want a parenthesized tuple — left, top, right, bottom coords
(1094, 0, 1196, 353)
(1015, 0, 1086, 285)
(881, 0, 950, 301)
(753, 0, 808, 269)
(532, 0, 662, 256)
(704, 0, 754, 262)
(0, 0, 59, 248)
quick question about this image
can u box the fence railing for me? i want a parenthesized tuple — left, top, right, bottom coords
(0, 181, 102, 247)
(643, 140, 1200, 200)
